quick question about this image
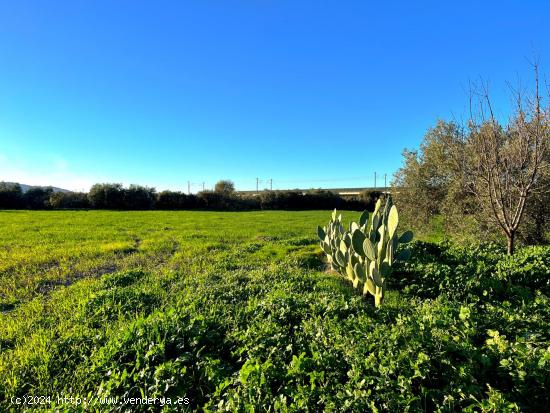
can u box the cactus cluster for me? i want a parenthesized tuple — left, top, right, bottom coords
(317, 197, 413, 307)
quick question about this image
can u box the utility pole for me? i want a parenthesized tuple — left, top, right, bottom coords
(202, 182, 205, 191)
(384, 173, 387, 187)
(256, 178, 259, 192)
(374, 172, 377, 188)
(187, 181, 190, 195)
(269, 179, 272, 190)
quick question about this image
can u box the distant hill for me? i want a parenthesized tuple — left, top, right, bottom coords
(1, 182, 72, 193)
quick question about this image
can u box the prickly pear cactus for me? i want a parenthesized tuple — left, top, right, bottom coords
(317, 209, 346, 271)
(316, 198, 413, 307)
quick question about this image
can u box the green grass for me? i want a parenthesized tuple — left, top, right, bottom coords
(419, 214, 446, 243)
(0, 210, 327, 310)
(0, 210, 549, 412)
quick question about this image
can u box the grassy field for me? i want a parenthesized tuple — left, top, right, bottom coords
(0, 210, 327, 310)
(1, 210, 549, 412)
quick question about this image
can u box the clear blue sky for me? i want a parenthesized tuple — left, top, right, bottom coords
(0, 1, 548, 192)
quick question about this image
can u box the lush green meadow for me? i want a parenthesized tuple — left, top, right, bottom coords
(0, 210, 549, 412)
(0, 210, 326, 311)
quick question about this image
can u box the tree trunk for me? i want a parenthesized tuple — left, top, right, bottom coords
(507, 231, 515, 255)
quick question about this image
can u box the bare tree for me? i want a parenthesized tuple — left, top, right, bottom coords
(467, 64, 549, 254)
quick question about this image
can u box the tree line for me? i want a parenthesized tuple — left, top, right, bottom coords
(0, 181, 384, 212)
(393, 64, 549, 253)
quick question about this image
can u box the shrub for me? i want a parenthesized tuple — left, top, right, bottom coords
(23, 186, 54, 209)
(123, 185, 156, 210)
(214, 180, 235, 194)
(0, 182, 23, 208)
(198, 191, 257, 210)
(49, 192, 90, 209)
(496, 246, 550, 293)
(359, 190, 383, 210)
(157, 191, 201, 209)
(88, 183, 125, 209)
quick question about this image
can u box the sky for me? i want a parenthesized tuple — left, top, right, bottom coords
(0, 1, 549, 192)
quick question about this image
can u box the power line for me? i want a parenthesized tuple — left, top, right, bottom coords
(182, 173, 391, 193)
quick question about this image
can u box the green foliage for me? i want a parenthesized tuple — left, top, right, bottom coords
(393, 121, 467, 226)
(123, 185, 157, 210)
(0, 211, 549, 412)
(358, 190, 383, 211)
(157, 190, 197, 209)
(1, 183, 388, 211)
(49, 191, 90, 209)
(519, 165, 550, 244)
(0, 182, 23, 208)
(88, 183, 126, 209)
(495, 246, 550, 293)
(88, 183, 156, 210)
(393, 118, 549, 248)
(197, 190, 255, 210)
(23, 186, 54, 209)
(317, 198, 414, 306)
(257, 189, 364, 211)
